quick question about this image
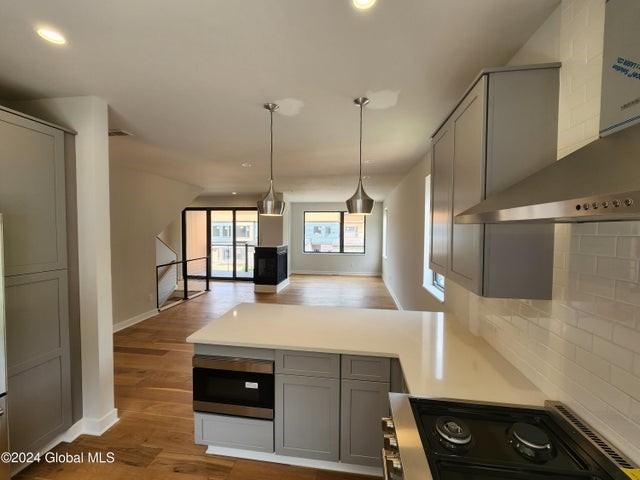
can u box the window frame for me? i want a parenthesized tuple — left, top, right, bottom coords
(422, 175, 445, 302)
(303, 211, 367, 254)
(432, 271, 445, 292)
(382, 208, 389, 259)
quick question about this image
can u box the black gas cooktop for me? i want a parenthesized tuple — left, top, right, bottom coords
(409, 398, 631, 480)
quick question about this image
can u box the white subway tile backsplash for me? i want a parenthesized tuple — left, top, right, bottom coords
(457, 0, 640, 462)
(571, 223, 597, 235)
(589, 373, 631, 415)
(612, 325, 640, 354)
(630, 398, 640, 426)
(595, 297, 637, 327)
(577, 273, 614, 298)
(611, 366, 640, 402)
(617, 237, 640, 259)
(579, 235, 616, 256)
(615, 280, 640, 307)
(577, 312, 613, 339)
(568, 254, 596, 274)
(562, 324, 593, 350)
(576, 347, 610, 380)
(597, 221, 640, 236)
(596, 257, 638, 281)
(592, 336, 634, 370)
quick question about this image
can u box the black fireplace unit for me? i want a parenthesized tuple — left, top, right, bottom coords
(254, 246, 288, 286)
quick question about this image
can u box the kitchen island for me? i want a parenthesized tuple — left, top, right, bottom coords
(186, 303, 544, 476)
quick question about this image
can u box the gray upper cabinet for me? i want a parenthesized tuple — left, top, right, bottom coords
(0, 110, 67, 276)
(449, 77, 487, 293)
(429, 64, 559, 299)
(429, 125, 453, 275)
(275, 373, 340, 461)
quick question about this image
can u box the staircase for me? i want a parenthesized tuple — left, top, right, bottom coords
(155, 236, 180, 309)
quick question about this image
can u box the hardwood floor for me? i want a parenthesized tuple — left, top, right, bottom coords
(16, 274, 395, 480)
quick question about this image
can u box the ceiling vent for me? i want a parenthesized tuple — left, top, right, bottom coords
(108, 129, 133, 137)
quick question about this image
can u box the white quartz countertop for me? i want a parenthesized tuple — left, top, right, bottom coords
(186, 303, 544, 406)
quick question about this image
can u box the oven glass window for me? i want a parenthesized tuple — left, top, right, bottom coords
(193, 368, 274, 410)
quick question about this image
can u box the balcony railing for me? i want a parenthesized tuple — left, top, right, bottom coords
(155, 256, 209, 310)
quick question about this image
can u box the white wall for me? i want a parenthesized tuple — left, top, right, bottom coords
(441, 0, 640, 462)
(110, 165, 202, 326)
(290, 202, 382, 276)
(382, 155, 444, 311)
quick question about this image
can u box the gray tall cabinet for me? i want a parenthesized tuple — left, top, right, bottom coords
(0, 107, 77, 455)
(430, 64, 560, 299)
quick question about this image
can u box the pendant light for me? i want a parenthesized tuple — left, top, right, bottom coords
(257, 102, 286, 216)
(346, 97, 375, 215)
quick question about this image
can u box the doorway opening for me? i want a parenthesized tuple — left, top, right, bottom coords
(183, 207, 259, 281)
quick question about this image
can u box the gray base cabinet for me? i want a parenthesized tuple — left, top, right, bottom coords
(195, 412, 273, 453)
(275, 373, 340, 461)
(340, 379, 389, 467)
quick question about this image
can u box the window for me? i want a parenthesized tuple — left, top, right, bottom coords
(382, 208, 389, 259)
(423, 175, 445, 301)
(433, 271, 445, 291)
(303, 211, 365, 254)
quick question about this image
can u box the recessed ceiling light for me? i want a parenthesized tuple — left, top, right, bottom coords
(241, 162, 253, 168)
(352, 0, 376, 10)
(232, 192, 237, 195)
(36, 26, 67, 45)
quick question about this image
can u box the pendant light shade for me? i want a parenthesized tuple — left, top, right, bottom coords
(346, 97, 374, 215)
(257, 103, 285, 216)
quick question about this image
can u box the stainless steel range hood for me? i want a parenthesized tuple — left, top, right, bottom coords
(455, 122, 640, 224)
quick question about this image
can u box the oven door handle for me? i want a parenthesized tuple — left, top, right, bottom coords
(192, 355, 274, 374)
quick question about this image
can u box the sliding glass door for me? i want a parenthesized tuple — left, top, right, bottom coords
(234, 210, 258, 279)
(184, 207, 258, 281)
(210, 210, 234, 278)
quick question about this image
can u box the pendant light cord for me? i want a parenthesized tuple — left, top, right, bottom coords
(359, 103, 363, 181)
(270, 108, 274, 182)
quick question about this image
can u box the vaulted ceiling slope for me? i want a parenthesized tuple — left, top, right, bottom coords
(0, 0, 558, 201)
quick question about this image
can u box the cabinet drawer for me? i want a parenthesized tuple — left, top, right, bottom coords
(342, 355, 390, 382)
(275, 350, 339, 378)
(194, 412, 274, 453)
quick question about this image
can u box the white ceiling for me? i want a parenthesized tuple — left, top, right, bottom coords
(0, 0, 558, 202)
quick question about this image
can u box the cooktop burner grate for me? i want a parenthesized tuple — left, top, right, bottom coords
(409, 398, 629, 480)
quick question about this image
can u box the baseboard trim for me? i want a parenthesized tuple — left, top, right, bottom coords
(382, 278, 404, 311)
(113, 309, 158, 333)
(292, 271, 381, 277)
(82, 408, 120, 436)
(11, 409, 119, 476)
(205, 445, 381, 476)
(254, 278, 290, 293)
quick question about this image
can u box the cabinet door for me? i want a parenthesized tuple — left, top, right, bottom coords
(275, 374, 339, 461)
(5, 270, 72, 453)
(0, 110, 67, 276)
(449, 77, 487, 294)
(430, 123, 453, 274)
(340, 379, 389, 467)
